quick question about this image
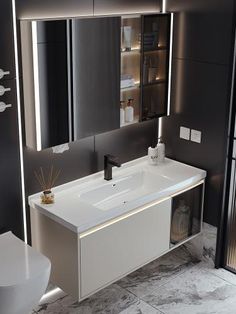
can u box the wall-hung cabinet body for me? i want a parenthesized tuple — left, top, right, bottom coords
(94, 0, 160, 16)
(30, 180, 204, 301)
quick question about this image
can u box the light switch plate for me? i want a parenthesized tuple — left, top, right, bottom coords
(180, 126, 190, 140)
(191, 129, 201, 143)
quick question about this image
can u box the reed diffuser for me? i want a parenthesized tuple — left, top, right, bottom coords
(34, 166, 61, 204)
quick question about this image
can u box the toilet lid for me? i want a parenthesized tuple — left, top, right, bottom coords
(0, 232, 51, 287)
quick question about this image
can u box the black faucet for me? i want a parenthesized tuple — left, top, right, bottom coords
(104, 154, 121, 181)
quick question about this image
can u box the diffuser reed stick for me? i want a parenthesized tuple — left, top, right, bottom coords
(34, 165, 61, 204)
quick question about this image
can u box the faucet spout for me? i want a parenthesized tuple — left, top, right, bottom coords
(104, 155, 121, 181)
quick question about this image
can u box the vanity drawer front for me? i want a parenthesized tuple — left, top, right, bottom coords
(80, 199, 171, 298)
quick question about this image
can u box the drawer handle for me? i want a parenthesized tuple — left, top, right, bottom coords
(0, 85, 11, 96)
(0, 102, 12, 112)
(0, 69, 10, 80)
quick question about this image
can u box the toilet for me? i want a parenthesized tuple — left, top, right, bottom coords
(0, 231, 51, 314)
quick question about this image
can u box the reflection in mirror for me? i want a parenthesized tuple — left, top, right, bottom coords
(20, 17, 120, 151)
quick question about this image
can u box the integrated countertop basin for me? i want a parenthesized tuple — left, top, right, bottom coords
(79, 170, 175, 211)
(29, 157, 206, 234)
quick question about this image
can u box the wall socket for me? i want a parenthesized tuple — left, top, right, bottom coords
(180, 126, 190, 140)
(180, 126, 202, 144)
(191, 129, 202, 143)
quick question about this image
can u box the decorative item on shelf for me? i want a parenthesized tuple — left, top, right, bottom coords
(123, 26, 132, 51)
(125, 98, 134, 123)
(120, 101, 125, 125)
(171, 200, 191, 244)
(34, 165, 61, 205)
(121, 74, 135, 89)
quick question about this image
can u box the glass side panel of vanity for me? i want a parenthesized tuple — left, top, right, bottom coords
(170, 184, 203, 247)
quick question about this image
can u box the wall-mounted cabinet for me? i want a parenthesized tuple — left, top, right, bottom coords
(20, 13, 172, 150)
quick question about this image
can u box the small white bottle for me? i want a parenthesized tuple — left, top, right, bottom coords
(148, 146, 158, 165)
(120, 101, 125, 125)
(156, 137, 165, 163)
(125, 98, 134, 123)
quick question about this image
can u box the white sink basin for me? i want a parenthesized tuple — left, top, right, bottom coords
(79, 170, 174, 211)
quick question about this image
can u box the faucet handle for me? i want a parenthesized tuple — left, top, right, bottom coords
(104, 154, 121, 167)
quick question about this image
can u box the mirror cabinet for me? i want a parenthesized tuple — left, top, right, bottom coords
(20, 13, 173, 150)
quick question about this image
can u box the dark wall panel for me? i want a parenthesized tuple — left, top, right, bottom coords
(16, 0, 93, 20)
(169, 0, 234, 65)
(162, 59, 230, 226)
(0, 0, 15, 79)
(0, 78, 23, 238)
(0, 0, 23, 238)
(163, 0, 234, 227)
(95, 120, 158, 170)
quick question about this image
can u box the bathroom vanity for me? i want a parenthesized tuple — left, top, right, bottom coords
(29, 157, 206, 301)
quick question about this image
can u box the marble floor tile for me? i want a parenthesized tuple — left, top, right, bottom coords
(209, 267, 236, 286)
(119, 300, 162, 314)
(202, 222, 217, 265)
(117, 246, 200, 298)
(142, 264, 236, 314)
(35, 284, 139, 314)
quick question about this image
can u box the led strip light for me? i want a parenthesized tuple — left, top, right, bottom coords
(162, 0, 167, 13)
(80, 180, 205, 239)
(31, 21, 42, 151)
(11, 0, 28, 243)
(167, 13, 174, 116)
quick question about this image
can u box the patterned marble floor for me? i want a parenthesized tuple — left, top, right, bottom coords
(32, 223, 236, 314)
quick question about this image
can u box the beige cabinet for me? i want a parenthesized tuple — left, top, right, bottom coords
(80, 199, 171, 298)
